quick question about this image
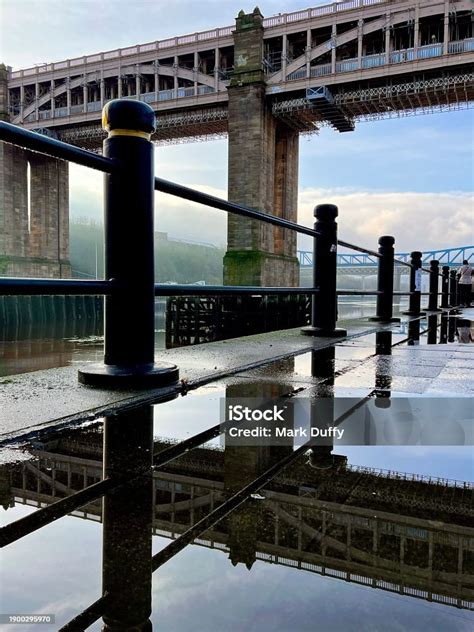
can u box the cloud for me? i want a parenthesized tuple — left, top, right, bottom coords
(297, 188, 474, 253)
(70, 160, 472, 252)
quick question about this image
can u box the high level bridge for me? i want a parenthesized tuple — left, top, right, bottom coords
(1, 0, 473, 282)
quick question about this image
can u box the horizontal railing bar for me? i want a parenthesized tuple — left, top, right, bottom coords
(0, 478, 119, 548)
(336, 239, 381, 258)
(0, 282, 447, 300)
(393, 258, 414, 268)
(394, 291, 441, 296)
(155, 284, 319, 296)
(0, 278, 116, 295)
(155, 177, 381, 257)
(155, 177, 322, 239)
(0, 122, 118, 173)
(337, 290, 381, 295)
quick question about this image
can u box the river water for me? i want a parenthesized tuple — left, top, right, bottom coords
(0, 297, 405, 378)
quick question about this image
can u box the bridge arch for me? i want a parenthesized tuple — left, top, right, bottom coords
(268, 7, 413, 84)
(13, 66, 225, 125)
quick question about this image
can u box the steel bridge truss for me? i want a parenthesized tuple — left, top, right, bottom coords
(48, 73, 474, 148)
(272, 72, 474, 133)
(56, 107, 229, 149)
(298, 245, 474, 268)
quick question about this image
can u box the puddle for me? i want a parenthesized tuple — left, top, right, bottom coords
(1, 367, 473, 629)
(1, 311, 473, 628)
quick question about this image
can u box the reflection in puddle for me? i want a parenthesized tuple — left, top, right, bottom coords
(2, 361, 473, 628)
(1, 311, 473, 628)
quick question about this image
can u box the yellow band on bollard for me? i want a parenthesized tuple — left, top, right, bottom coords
(108, 129, 151, 140)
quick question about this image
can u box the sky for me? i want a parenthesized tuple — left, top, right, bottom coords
(1, 0, 473, 252)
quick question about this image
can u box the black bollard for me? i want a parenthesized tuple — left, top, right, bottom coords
(78, 99, 178, 388)
(301, 204, 347, 337)
(449, 269, 458, 309)
(441, 265, 450, 309)
(369, 235, 400, 323)
(402, 251, 425, 316)
(426, 260, 442, 312)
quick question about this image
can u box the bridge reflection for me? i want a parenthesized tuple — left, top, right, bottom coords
(1, 325, 473, 628)
(4, 433, 473, 616)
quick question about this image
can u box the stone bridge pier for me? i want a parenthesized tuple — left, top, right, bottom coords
(0, 65, 70, 278)
(224, 9, 299, 287)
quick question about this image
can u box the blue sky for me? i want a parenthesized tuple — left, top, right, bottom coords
(1, 0, 473, 251)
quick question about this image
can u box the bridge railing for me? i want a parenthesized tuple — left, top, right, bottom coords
(9, 0, 389, 80)
(0, 99, 462, 389)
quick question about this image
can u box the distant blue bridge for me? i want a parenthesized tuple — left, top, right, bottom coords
(298, 246, 474, 269)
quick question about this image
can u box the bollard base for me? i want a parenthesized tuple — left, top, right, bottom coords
(301, 326, 347, 337)
(78, 362, 179, 389)
(368, 316, 401, 323)
(401, 310, 426, 316)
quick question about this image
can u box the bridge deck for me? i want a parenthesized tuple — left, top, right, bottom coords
(5, 0, 474, 145)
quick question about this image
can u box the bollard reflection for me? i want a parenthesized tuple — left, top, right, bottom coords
(374, 330, 392, 402)
(102, 406, 154, 631)
(439, 314, 448, 344)
(407, 319, 421, 345)
(308, 346, 342, 470)
(448, 312, 456, 343)
(427, 315, 438, 345)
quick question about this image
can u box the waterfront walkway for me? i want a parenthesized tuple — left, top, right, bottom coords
(1, 309, 473, 443)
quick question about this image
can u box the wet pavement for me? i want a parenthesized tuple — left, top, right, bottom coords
(0, 309, 473, 630)
(1, 310, 473, 442)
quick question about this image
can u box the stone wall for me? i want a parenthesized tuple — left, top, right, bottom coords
(0, 65, 71, 278)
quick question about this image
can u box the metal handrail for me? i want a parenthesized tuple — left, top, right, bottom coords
(0, 121, 118, 173)
(155, 177, 381, 258)
(0, 278, 116, 295)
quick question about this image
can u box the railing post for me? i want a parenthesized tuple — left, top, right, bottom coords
(441, 265, 450, 308)
(301, 204, 347, 338)
(78, 99, 179, 388)
(369, 235, 400, 323)
(449, 269, 458, 308)
(426, 259, 442, 312)
(402, 251, 425, 316)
